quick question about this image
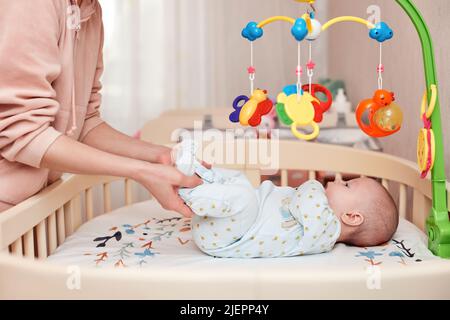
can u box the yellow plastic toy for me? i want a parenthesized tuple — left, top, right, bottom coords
(417, 84, 437, 178)
(417, 129, 435, 174)
(277, 91, 320, 141)
(238, 89, 273, 126)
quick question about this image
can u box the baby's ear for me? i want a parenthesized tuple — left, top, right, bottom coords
(341, 211, 364, 227)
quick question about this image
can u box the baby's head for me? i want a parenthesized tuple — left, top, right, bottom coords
(325, 177, 398, 247)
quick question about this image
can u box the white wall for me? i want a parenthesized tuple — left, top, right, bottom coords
(99, 0, 329, 134)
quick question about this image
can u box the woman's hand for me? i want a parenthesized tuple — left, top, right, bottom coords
(132, 162, 203, 217)
(41, 135, 203, 217)
(145, 181, 195, 217)
(80, 123, 211, 216)
(149, 144, 173, 165)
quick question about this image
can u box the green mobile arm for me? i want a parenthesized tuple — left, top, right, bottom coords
(396, 0, 450, 258)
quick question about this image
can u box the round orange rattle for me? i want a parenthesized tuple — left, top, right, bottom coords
(356, 89, 403, 138)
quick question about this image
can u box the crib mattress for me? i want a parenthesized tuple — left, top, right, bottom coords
(47, 199, 439, 270)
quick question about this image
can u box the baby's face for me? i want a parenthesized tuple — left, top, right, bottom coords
(325, 177, 373, 215)
(326, 177, 398, 246)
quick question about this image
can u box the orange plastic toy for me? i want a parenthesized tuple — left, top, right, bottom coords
(356, 89, 403, 138)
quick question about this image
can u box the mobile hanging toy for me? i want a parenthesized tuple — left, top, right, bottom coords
(230, 0, 402, 141)
(355, 22, 404, 138)
(417, 84, 437, 178)
(230, 89, 273, 127)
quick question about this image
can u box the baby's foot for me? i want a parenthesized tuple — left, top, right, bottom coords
(172, 139, 220, 183)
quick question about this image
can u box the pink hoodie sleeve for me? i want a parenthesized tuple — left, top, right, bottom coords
(0, 0, 63, 168)
(79, 11, 105, 141)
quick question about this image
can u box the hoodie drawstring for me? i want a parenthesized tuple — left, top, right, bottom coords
(67, 81, 78, 135)
(66, 0, 97, 136)
(67, 0, 80, 135)
(67, 28, 79, 136)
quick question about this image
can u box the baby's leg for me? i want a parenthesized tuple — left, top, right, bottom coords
(180, 169, 259, 251)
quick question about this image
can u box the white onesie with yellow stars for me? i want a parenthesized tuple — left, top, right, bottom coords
(178, 168, 341, 258)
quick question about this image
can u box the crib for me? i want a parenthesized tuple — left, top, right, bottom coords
(1, 0, 450, 299)
(0, 110, 450, 300)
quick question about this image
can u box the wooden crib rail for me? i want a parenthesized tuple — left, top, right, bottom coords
(141, 116, 434, 201)
(0, 175, 129, 256)
(242, 140, 431, 195)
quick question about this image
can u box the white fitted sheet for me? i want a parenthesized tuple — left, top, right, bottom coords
(47, 200, 440, 269)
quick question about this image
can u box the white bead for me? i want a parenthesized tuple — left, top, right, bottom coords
(306, 19, 322, 41)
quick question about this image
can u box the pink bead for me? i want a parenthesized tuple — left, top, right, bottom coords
(247, 66, 256, 74)
(296, 66, 303, 76)
(306, 60, 316, 70)
(377, 64, 385, 73)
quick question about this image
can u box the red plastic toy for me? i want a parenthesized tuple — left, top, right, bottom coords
(301, 84, 333, 123)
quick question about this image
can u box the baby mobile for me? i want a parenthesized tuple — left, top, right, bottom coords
(229, 0, 403, 142)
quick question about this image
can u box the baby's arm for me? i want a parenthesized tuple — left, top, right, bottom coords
(288, 180, 325, 222)
(288, 180, 340, 254)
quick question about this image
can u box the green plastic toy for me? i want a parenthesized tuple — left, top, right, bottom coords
(396, 0, 450, 258)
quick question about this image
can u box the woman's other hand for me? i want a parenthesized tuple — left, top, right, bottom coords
(133, 162, 202, 217)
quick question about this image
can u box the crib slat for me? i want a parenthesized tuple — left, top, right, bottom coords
(47, 212, 57, 255)
(412, 189, 430, 231)
(245, 169, 261, 187)
(309, 170, 316, 180)
(281, 170, 288, 187)
(11, 238, 23, 256)
(399, 184, 407, 219)
(64, 195, 82, 237)
(85, 188, 94, 221)
(382, 179, 390, 191)
(125, 179, 133, 205)
(23, 229, 34, 258)
(103, 183, 112, 213)
(36, 220, 47, 260)
(56, 207, 66, 245)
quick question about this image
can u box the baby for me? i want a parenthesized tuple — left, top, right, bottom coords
(173, 141, 399, 258)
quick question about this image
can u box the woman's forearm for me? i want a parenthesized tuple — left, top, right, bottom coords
(40, 128, 202, 218)
(41, 135, 143, 179)
(82, 123, 171, 164)
(41, 134, 201, 188)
